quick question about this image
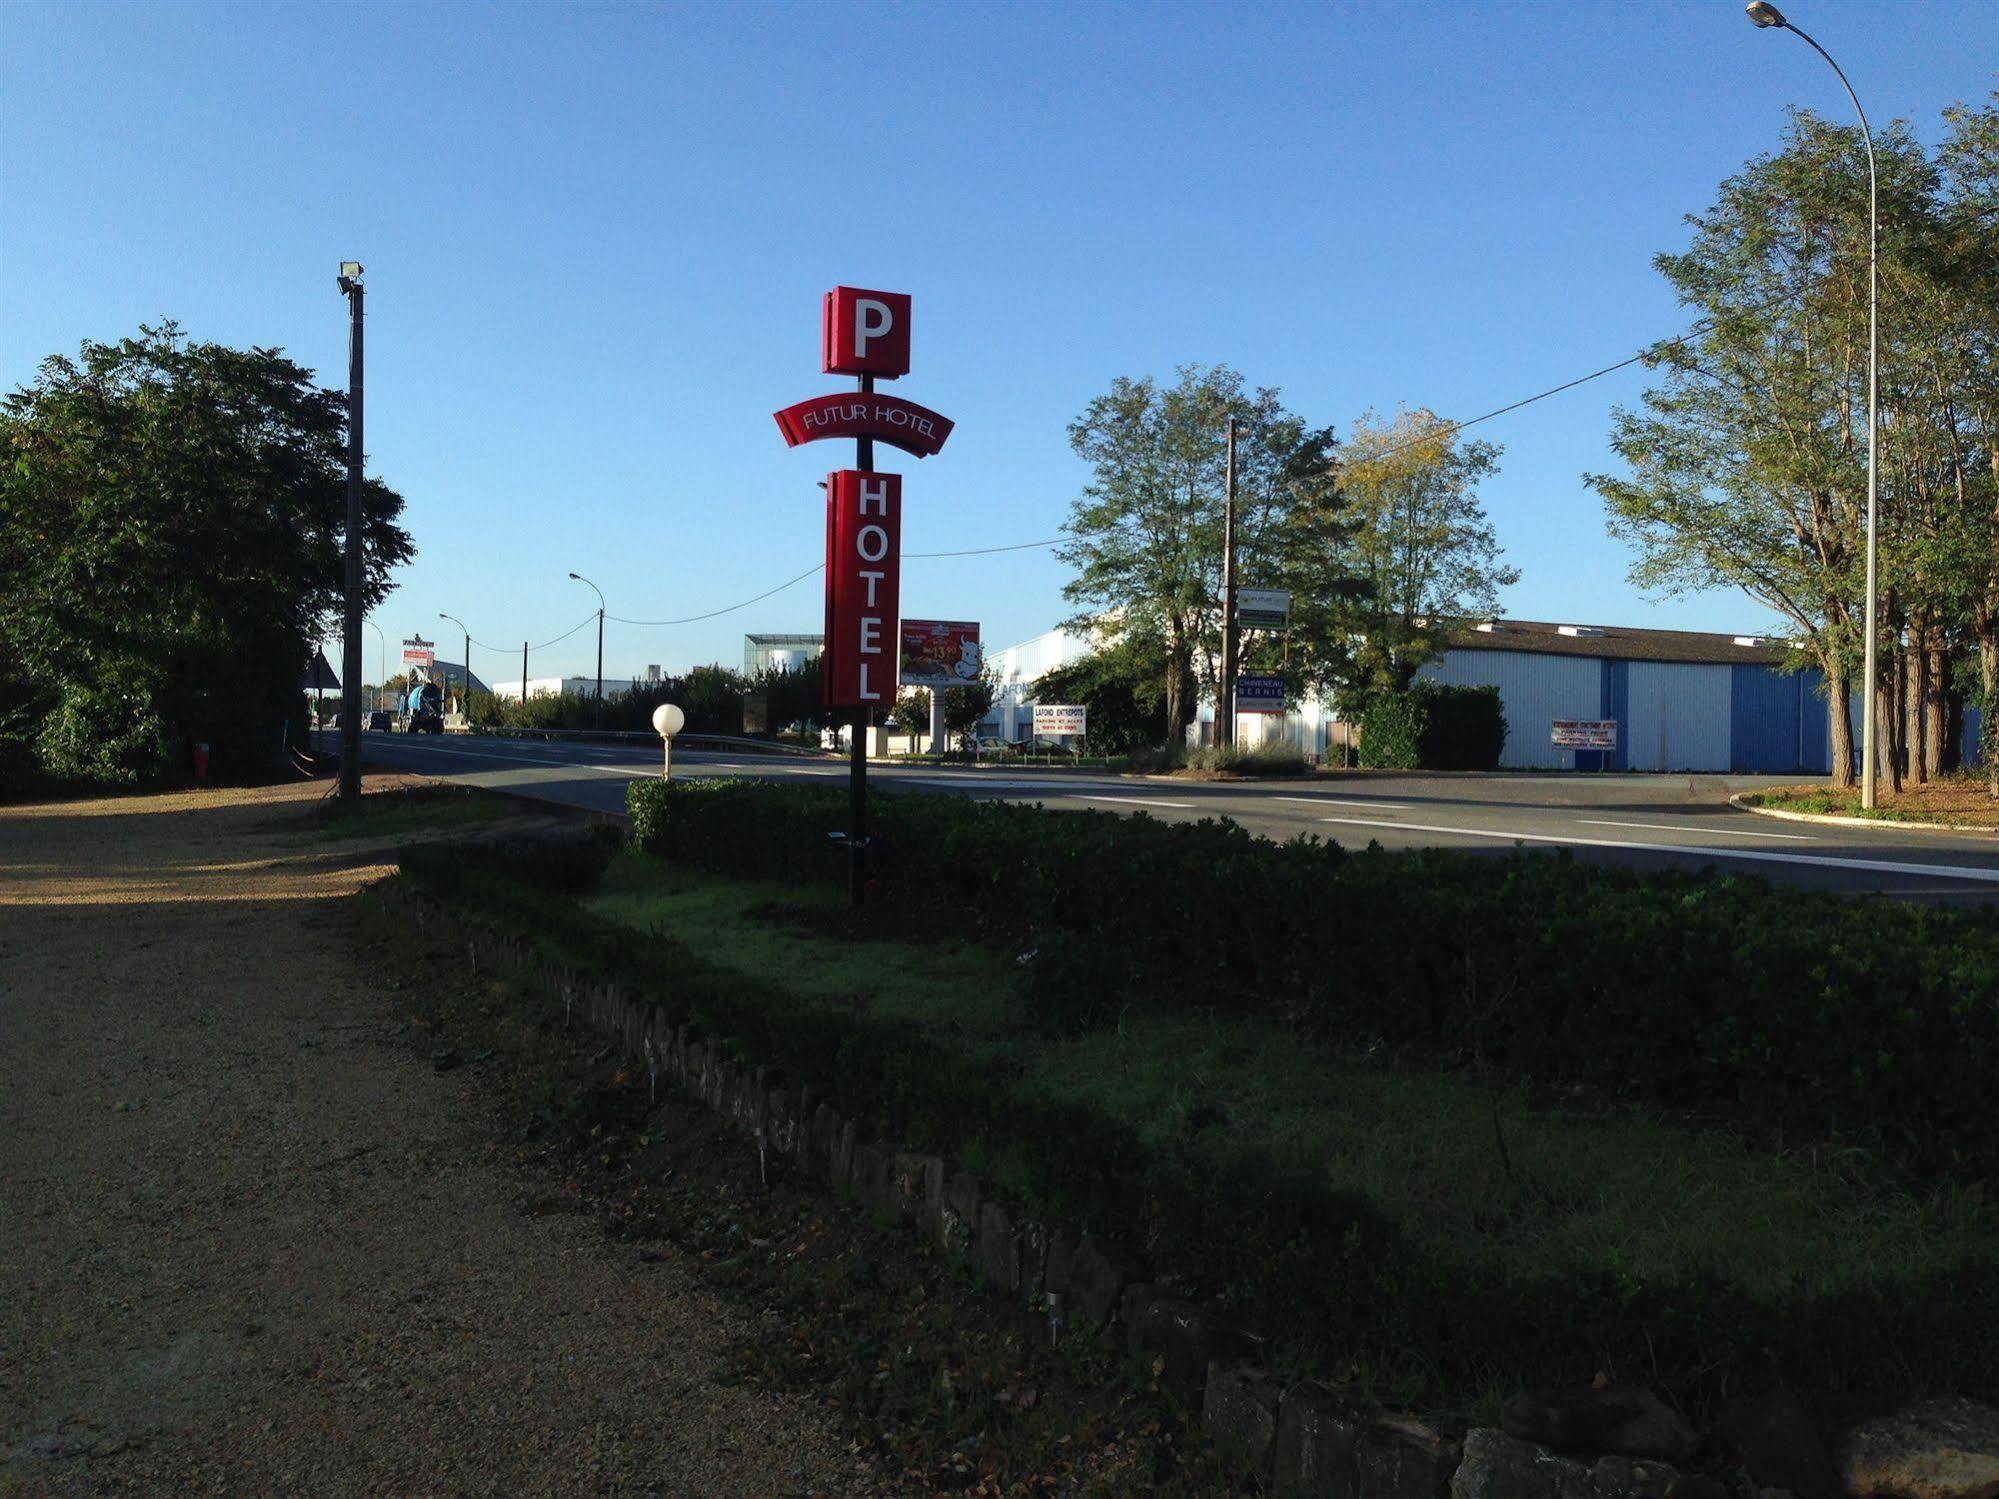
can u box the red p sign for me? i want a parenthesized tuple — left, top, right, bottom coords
(822, 470, 903, 708)
(822, 287, 911, 379)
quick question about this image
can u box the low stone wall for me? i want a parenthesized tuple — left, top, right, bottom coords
(377, 881, 1999, 1499)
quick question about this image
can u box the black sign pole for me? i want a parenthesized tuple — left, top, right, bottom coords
(850, 373, 874, 908)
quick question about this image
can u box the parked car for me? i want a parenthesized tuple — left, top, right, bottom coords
(366, 710, 393, 732)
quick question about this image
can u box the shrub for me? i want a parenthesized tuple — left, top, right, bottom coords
(627, 777, 1999, 1181)
(1359, 682, 1507, 770)
(1182, 744, 1312, 776)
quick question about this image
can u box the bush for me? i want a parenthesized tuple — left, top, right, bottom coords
(1359, 682, 1507, 770)
(1181, 744, 1312, 776)
(628, 777, 1999, 1181)
(404, 821, 1999, 1417)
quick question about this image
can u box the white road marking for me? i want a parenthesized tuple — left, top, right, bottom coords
(1272, 795, 1412, 811)
(1578, 819, 1815, 842)
(1313, 815, 1999, 885)
(1075, 795, 1196, 810)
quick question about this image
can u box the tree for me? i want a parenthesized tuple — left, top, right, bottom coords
(1331, 408, 1514, 701)
(1588, 106, 1996, 793)
(1057, 365, 1352, 739)
(0, 323, 412, 783)
(1031, 635, 1171, 755)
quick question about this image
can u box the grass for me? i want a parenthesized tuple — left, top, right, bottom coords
(582, 851, 1996, 1409)
(298, 782, 514, 841)
(1744, 775, 1999, 829)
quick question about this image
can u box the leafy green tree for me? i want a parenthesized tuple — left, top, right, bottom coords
(941, 667, 997, 746)
(1331, 407, 1514, 702)
(0, 323, 411, 782)
(1031, 636, 1171, 755)
(1586, 109, 1991, 791)
(1057, 365, 1352, 738)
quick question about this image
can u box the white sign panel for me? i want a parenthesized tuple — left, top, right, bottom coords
(1551, 719, 1617, 750)
(1032, 704, 1088, 737)
(1235, 587, 1292, 628)
(401, 636, 435, 670)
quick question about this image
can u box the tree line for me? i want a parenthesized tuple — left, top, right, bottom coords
(1050, 364, 1514, 752)
(1, 324, 411, 789)
(1590, 98, 1998, 794)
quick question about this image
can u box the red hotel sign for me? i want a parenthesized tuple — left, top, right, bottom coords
(773, 393, 953, 459)
(822, 471, 902, 707)
(822, 287, 911, 378)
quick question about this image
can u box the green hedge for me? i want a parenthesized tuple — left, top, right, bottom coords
(629, 778, 1999, 1182)
(400, 827, 1999, 1416)
(1358, 682, 1507, 770)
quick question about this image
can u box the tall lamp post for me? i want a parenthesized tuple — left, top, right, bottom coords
(335, 261, 365, 801)
(568, 571, 606, 724)
(439, 612, 470, 717)
(1745, 0, 1881, 806)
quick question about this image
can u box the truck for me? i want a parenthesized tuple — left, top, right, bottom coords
(401, 676, 445, 734)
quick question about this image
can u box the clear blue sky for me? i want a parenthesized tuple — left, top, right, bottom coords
(5, 0, 1993, 685)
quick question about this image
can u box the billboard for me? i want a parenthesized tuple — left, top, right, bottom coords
(899, 620, 981, 687)
(822, 470, 902, 708)
(1032, 704, 1087, 738)
(1551, 719, 1618, 749)
(401, 637, 435, 670)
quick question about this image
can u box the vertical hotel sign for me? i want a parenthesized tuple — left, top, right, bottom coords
(775, 288, 953, 709)
(822, 471, 902, 705)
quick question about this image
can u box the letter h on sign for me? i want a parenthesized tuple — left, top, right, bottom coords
(823, 471, 902, 708)
(822, 287, 911, 379)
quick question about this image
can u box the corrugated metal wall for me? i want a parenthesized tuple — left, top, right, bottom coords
(1423, 650, 1601, 769)
(1625, 662, 1732, 770)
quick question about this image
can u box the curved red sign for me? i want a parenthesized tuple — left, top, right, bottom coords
(774, 393, 955, 458)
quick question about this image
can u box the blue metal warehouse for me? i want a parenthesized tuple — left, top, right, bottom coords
(1419, 619, 1985, 774)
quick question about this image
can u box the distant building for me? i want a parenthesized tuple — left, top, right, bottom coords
(743, 633, 824, 676)
(489, 675, 599, 702)
(1186, 617, 1986, 774)
(980, 627, 1093, 741)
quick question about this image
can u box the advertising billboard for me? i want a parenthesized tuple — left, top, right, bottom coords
(1235, 587, 1292, 629)
(1032, 704, 1088, 738)
(401, 637, 435, 670)
(1551, 719, 1618, 749)
(899, 620, 981, 687)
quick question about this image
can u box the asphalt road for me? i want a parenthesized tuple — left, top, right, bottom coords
(339, 730, 1999, 901)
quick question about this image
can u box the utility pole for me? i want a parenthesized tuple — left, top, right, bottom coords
(568, 572, 606, 727)
(336, 262, 365, 802)
(1218, 415, 1239, 752)
(849, 373, 874, 907)
(522, 642, 529, 705)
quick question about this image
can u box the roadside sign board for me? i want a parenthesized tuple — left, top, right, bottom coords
(401, 637, 435, 670)
(1234, 674, 1287, 714)
(899, 620, 981, 687)
(1551, 719, 1617, 750)
(1235, 587, 1291, 629)
(1033, 704, 1087, 738)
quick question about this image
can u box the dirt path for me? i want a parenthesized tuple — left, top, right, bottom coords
(0, 780, 868, 1496)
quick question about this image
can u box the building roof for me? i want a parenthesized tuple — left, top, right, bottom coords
(1448, 618, 1792, 667)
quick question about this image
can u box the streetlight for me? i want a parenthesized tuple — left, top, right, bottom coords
(568, 571, 606, 725)
(439, 612, 470, 719)
(363, 618, 387, 715)
(1745, 0, 1882, 806)
(335, 260, 365, 802)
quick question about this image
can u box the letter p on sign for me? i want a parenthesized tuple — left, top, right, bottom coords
(822, 287, 911, 378)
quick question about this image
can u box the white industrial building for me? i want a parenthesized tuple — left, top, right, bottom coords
(988, 617, 1986, 774)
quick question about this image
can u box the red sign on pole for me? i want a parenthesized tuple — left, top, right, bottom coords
(773, 392, 953, 458)
(823, 287, 911, 378)
(822, 470, 902, 708)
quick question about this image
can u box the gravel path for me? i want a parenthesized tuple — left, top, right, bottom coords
(0, 780, 868, 1496)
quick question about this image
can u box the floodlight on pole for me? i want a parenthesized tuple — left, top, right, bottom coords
(439, 611, 470, 717)
(1743, 0, 1881, 806)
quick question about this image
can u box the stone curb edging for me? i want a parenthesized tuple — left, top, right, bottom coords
(369, 878, 1999, 1499)
(1727, 791, 1999, 836)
